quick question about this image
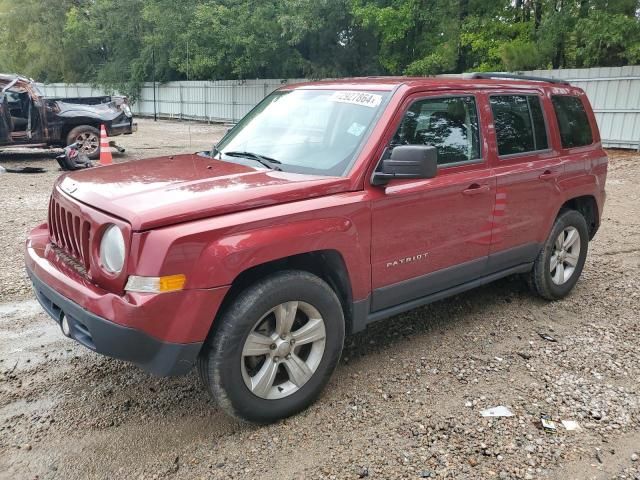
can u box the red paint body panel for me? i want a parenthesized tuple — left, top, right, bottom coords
(26, 77, 608, 354)
(58, 154, 352, 231)
(481, 88, 565, 250)
(26, 224, 228, 343)
(131, 192, 373, 300)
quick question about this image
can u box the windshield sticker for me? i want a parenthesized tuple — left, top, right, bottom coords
(329, 91, 382, 108)
(347, 122, 367, 137)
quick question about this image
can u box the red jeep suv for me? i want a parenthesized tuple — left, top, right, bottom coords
(26, 74, 607, 423)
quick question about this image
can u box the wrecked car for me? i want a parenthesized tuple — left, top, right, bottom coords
(0, 74, 136, 158)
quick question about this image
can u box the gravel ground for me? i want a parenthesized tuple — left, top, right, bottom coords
(1, 119, 639, 480)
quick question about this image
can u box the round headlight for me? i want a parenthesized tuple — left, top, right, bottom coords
(122, 104, 132, 117)
(99, 224, 125, 274)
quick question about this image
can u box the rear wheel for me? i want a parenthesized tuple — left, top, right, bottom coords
(198, 270, 345, 423)
(528, 210, 589, 300)
(67, 126, 100, 159)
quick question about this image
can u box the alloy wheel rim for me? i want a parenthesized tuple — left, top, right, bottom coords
(550, 226, 581, 285)
(75, 132, 99, 154)
(241, 301, 326, 400)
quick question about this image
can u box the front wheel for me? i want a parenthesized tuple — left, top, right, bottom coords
(528, 210, 589, 300)
(198, 271, 345, 423)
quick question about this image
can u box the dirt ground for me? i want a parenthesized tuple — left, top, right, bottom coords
(0, 118, 639, 480)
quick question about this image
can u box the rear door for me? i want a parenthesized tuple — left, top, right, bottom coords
(370, 91, 496, 311)
(0, 92, 12, 144)
(486, 91, 564, 271)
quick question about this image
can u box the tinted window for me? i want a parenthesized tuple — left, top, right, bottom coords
(391, 96, 481, 165)
(551, 95, 593, 148)
(529, 96, 548, 151)
(490, 95, 548, 156)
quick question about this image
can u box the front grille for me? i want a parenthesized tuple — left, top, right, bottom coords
(48, 196, 91, 271)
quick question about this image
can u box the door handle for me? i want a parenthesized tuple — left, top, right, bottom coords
(539, 170, 559, 181)
(462, 183, 490, 195)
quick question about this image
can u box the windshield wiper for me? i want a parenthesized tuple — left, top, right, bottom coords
(223, 151, 282, 171)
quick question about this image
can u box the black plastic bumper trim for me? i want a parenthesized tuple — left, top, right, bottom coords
(27, 267, 202, 377)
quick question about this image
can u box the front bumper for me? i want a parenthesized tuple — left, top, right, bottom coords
(25, 225, 230, 376)
(28, 267, 201, 376)
(108, 118, 137, 136)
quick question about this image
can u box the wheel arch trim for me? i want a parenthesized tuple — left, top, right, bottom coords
(215, 250, 357, 335)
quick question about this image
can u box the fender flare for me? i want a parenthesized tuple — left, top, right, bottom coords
(191, 216, 370, 300)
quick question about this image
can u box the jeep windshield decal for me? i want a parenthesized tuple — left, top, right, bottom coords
(329, 91, 382, 108)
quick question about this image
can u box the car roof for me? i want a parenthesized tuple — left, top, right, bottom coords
(0, 73, 34, 87)
(281, 75, 579, 93)
(0, 73, 20, 82)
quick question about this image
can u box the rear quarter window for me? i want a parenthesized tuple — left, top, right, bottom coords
(551, 95, 594, 148)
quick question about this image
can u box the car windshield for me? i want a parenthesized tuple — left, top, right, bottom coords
(214, 89, 389, 176)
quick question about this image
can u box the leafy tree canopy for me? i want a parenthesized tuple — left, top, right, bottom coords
(0, 0, 638, 96)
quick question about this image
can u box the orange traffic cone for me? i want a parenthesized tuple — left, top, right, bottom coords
(99, 124, 112, 166)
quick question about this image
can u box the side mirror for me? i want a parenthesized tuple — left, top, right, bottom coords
(371, 145, 438, 186)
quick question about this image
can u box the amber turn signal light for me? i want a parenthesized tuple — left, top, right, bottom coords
(125, 274, 186, 293)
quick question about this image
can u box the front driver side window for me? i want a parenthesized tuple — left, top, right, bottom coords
(391, 96, 481, 165)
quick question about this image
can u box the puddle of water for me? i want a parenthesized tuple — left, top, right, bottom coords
(0, 299, 42, 319)
(3, 324, 60, 342)
(0, 322, 63, 359)
(0, 299, 69, 369)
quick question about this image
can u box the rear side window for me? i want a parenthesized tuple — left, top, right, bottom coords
(391, 96, 481, 165)
(490, 95, 548, 156)
(551, 95, 593, 148)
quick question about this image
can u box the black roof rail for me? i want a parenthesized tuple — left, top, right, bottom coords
(466, 72, 570, 85)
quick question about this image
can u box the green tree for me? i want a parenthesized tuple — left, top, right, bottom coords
(0, 0, 81, 82)
(0, 0, 638, 91)
(575, 11, 640, 66)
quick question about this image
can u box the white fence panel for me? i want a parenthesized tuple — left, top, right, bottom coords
(40, 67, 640, 149)
(39, 79, 307, 123)
(524, 66, 640, 149)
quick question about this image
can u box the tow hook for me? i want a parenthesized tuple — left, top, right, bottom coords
(61, 315, 71, 337)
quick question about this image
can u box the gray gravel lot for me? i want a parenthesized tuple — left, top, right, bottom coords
(1, 119, 639, 480)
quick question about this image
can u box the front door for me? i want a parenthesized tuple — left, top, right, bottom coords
(370, 92, 496, 312)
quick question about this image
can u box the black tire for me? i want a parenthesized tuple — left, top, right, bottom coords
(528, 210, 589, 300)
(198, 270, 345, 424)
(66, 125, 101, 160)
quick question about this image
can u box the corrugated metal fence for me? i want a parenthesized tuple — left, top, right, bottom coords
(524, 66, 640, 150)
(40, 66, 640, 149)
(40, 79, 307, 123)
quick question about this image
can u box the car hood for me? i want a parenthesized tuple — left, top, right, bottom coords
(56, 154, 351, 230)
